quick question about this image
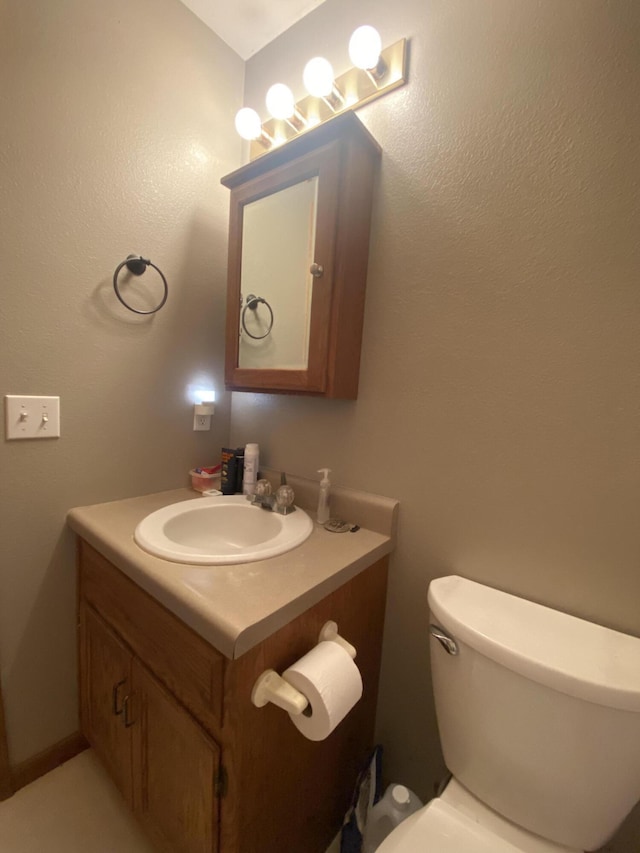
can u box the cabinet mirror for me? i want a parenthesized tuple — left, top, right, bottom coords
(239, 175, 318, 372)
(222, 112, 381, 399)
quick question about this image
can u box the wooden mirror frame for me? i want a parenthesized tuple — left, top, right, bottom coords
(224, 145, 340, 394)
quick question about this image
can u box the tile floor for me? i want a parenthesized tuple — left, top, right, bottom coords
(0, 749, 341, 852)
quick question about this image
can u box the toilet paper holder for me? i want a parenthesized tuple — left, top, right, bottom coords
(251, 621, 357, 716)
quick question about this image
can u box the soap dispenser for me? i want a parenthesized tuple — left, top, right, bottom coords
(316, 468, 331, 525)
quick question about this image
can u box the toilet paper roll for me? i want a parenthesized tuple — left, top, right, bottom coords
(282, 640, 363, 741)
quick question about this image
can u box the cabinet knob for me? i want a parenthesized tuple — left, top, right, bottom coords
(310, 263, 324, 278)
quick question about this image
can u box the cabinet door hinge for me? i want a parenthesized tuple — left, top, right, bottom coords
(215, 764, 228, 798)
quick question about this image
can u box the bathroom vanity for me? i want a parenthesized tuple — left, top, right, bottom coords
(68, 482, 397, 853)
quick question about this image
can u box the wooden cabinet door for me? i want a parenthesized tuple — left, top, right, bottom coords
(130, 659, 220, 853)
(79, 602, 133, 804)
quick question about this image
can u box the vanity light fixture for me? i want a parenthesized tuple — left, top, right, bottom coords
(348, 25, 387, 82)
(303, 57, 344, 111)
(265, 83, 307, 131)
(235, 107, 275, 148)
(234, 26, 408, 160)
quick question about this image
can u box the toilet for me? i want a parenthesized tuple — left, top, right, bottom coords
(377, 575, 640, 852)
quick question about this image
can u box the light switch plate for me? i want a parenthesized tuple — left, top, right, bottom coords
(5, 395, 61, 439)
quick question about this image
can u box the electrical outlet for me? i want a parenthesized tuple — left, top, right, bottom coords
(194, 413, 210, 431)
(193, 401, 214, 431)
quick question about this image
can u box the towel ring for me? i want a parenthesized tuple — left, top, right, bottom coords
(241, 294, 274, 340)
(113, 255, 168, 315)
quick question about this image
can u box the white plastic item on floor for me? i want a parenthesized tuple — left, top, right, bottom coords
(362, 784, 424, 852)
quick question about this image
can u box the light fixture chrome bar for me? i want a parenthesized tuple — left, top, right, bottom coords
(249, 38, 408, 161)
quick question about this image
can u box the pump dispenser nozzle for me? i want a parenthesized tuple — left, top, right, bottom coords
(316, 468, 332, 525)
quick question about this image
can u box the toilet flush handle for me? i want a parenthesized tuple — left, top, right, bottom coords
(429, 625, 459, 656)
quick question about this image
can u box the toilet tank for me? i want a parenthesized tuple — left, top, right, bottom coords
(428, 576, 640, 852)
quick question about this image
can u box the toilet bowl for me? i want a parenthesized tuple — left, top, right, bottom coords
(376, 779, 575, 853)
(376, 576, 640, 853)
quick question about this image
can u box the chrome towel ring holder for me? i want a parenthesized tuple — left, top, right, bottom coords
(113, 254, 169, 315)
(241, 294, 274, 340)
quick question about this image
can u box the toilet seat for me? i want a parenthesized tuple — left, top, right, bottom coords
(376, 780, 579, 853)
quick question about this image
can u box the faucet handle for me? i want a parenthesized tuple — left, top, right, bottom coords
(255, 478, 272, 496)
(275, 482, 295, 513)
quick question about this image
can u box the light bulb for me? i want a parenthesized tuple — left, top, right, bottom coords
(348, 25, 382, 70)
(303, 57, 335, 98)
(234, 107, 262, 140)
(266, 83, 295, 120)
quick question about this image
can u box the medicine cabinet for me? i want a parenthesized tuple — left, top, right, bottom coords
(221, 111, 381, 399)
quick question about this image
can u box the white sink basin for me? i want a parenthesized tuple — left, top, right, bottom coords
(134, 495, 313, 565)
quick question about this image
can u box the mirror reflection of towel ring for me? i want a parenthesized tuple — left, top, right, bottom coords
(113, 254, 169, 315)
(241, 294, 274, 340)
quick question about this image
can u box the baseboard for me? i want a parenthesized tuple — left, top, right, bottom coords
(10, 732, 89, 794)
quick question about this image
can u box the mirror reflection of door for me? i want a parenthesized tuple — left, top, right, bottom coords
(238, 176, 319, 371)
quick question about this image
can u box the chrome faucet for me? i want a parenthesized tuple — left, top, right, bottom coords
(247, 473, 296, 515)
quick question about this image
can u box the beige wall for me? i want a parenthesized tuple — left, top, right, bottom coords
(0, 0, 243, 763)
(235, 1, 640, 848)
(2, 0, 639, 847)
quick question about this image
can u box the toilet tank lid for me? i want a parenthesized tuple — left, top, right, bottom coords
(428, 576, 640, 712)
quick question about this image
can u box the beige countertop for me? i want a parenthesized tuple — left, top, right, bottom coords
(67, 475, 398, 660)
